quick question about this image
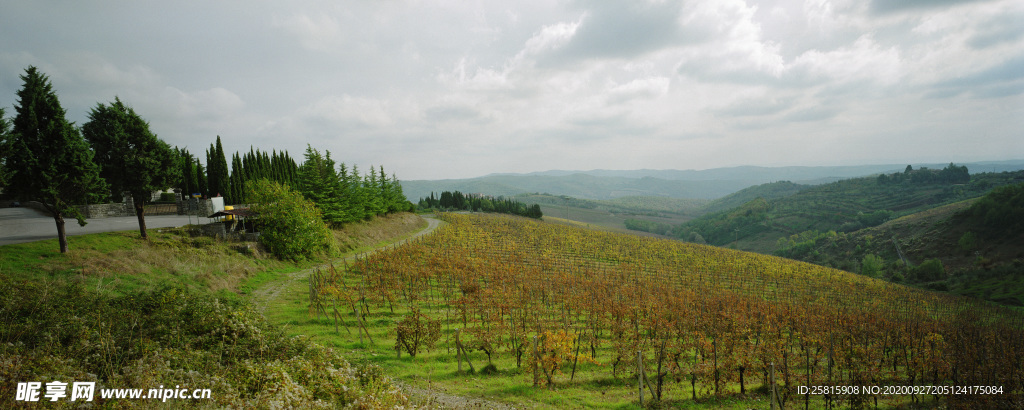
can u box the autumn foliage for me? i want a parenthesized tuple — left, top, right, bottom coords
(320, 213, 1023, 407)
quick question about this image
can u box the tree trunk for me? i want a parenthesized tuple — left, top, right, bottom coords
(134, 194, 148, 239)
(54, 213, 68, 253)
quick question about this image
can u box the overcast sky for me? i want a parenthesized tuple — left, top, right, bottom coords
(2, 0, 1022, 180)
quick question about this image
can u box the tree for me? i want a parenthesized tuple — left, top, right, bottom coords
(348, 165, 370, 220)
(82, 97, 178, 239)
(5, 66, 107, 253)
(229, 152, 244, 205)
(0, 108, 11, 189)
(860, 254, 884, 278)
(247, 178, 336, 261)
(297, 145, 346, 226)
(394, 307, 441, 358)
(206, 136, 229, 199)
(195, 160, 208, 197)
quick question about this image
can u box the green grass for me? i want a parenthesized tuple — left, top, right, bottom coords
(0, 228, 296, 298)
(262, 259, 821, 409)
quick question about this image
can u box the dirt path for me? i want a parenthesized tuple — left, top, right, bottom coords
(251, 215, 442, 314)
(397, 381, 520, 409)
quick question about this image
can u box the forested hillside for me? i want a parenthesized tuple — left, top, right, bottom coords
(622, 164, 1024, 306)
(633, 164, 1021, 251)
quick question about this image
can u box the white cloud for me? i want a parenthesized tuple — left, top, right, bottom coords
(0, 0, 1020, 180)
(300, 94, 393, 129)
(521, 20, 580, 56)
(272, 12, 345, 52)
(790, 35, 903, 85)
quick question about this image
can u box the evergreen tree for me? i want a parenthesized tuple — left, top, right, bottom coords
(336, 162, 358, 224)
(206, 136, 229, 199)
(229, 152, 244, 205)
(297, 145, 346, 226)
(83, 97, 179, 239)
(349, 165, 370, 220)
(175, 148, 195, 195)
(0, 108, 11, 189)
(365, 166, 385, 216)
(195, 161, 208, 197)
(390, 173, 411, 212)
(5, 66, 108, 253)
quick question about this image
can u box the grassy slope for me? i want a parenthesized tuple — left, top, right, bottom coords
(0, 213, 426, 299)
(516, 193, 702, 234)
(287, 213, 1023, 409)
(0, 213, 429, 408)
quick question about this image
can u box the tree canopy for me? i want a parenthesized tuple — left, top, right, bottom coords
(82, 97, 178, 239)
(0, 108, 11, 189)
(4, 66, 107, 253)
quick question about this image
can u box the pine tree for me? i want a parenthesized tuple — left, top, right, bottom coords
(337, 162, 359, 223)
(297, 145, 346, 226)
(83, 97, 178, 239)
(6, 66, 108, 253)
(349, 165, 369, 220)
(0, 108, 11, 189)
(365, 166, 385, 216)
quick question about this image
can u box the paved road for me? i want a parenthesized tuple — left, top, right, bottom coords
(0, 207, 199, 246)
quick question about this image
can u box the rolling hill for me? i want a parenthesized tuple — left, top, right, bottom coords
(621, 166, 1024, 306)
(402, 160, 1024, 204)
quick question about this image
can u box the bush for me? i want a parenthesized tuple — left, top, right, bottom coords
(158, 192, 178, 202)
(911, 258, 946, 282)
(958, 231, 977, 253)
(394, 307, 440, 358)
(0, 279, 408, 408)
(247, 179, 336, 261)
(861, 254, 884, 278)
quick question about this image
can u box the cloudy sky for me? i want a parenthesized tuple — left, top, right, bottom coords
(1, 0, 1022, 180)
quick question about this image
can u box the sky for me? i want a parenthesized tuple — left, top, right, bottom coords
(1, 0, 1022, 180)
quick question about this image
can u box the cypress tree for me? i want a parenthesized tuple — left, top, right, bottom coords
(195, 161, 208, 197)
(230, 152, 244, 204)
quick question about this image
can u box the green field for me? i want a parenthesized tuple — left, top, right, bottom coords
(5, 211, 1022, 408)
(299, 213, 1023, 409)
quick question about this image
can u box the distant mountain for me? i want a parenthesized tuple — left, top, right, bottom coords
(490, 161, 1024, 181)
(403, 161, 1024, 202)
(402, 173, 759, 202)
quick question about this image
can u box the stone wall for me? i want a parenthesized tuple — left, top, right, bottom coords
(76, 202, 135, 218)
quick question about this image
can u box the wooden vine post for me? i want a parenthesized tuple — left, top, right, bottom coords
(638, 350, 644, 406)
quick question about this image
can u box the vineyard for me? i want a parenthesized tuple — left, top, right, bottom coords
(311, 213, 1023, 408)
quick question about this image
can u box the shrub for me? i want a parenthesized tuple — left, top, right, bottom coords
(958, 231, 977, 253)
(861, 254, 884, 278)
(247, 179, 336, 261)
(0, 279, 408, 408)
(394, 307, 440, 358)
(911, 258, 946, 282)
